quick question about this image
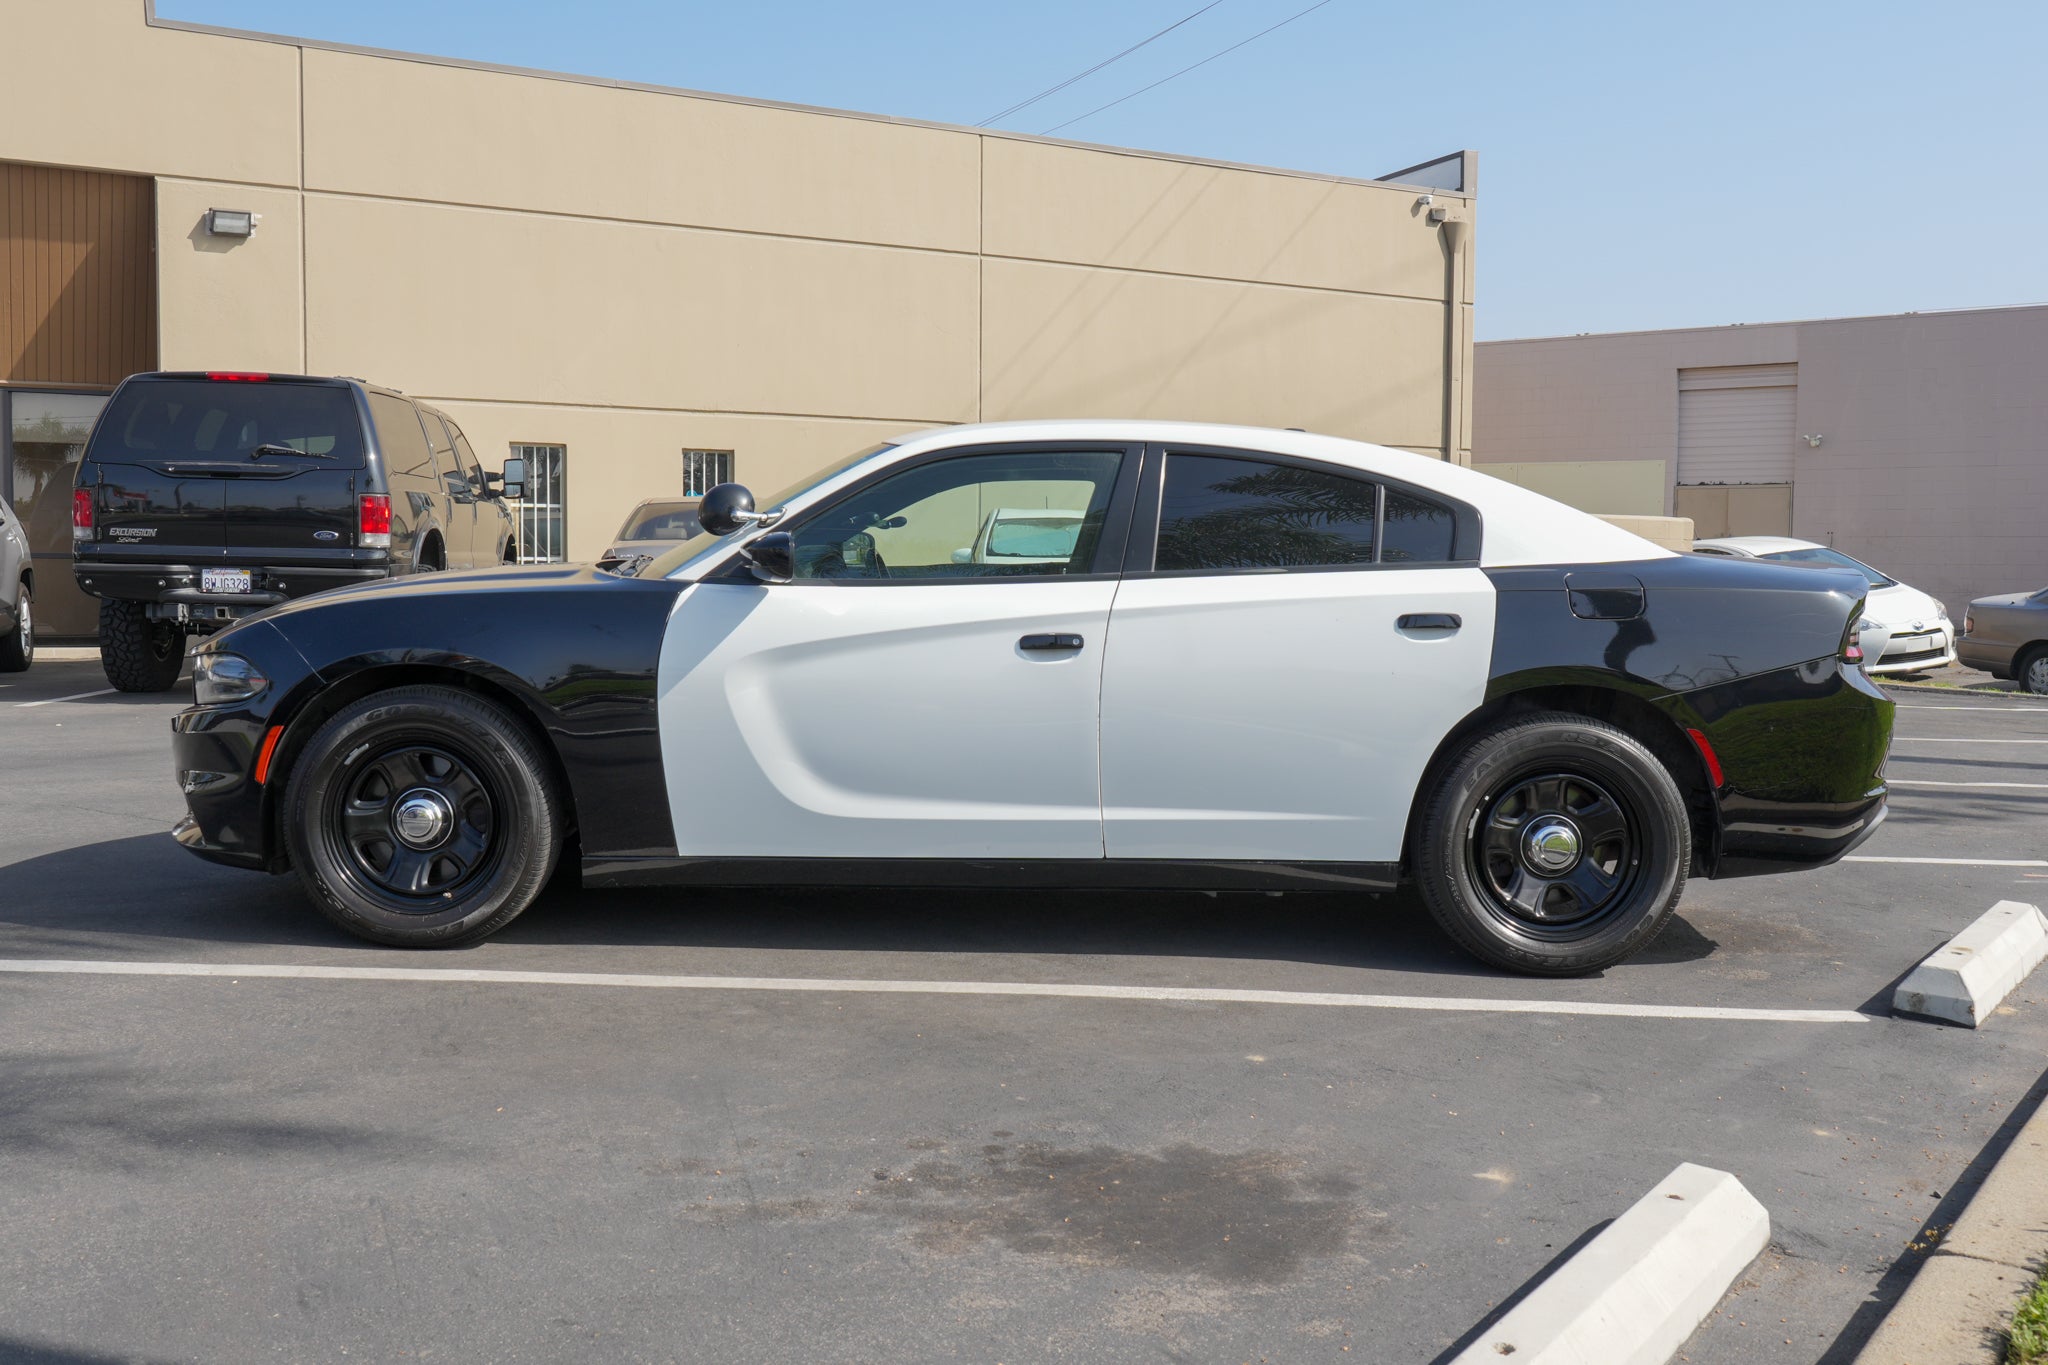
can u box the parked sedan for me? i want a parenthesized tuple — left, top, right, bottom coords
(1693, 536, 1954, 674)
(1960, 588, 2048, 693)
(167, 422, 1894, 975)
(0, 491, 33, 671)
(595, 498, 701, 573)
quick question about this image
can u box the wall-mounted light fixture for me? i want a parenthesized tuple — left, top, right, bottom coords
(1801, 433, 1825, 448)
(205, 208, 259, 238)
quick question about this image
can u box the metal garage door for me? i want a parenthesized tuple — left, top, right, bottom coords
(1676, 364, 1797, 484)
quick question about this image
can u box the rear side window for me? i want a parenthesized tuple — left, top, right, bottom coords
(1156, 454, 1377, 571)
(366, 394, 435, 484)
(1381, 488, 1457, 563)
(93, 381, 364, 463)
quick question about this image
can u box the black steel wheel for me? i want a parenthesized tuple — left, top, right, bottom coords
(1415, 710, 1689, 975)
(285, 685, 567, 947)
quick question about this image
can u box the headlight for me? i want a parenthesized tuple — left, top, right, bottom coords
(1936, 604, 1950, 621)
(1856, 617, 1876, 632)
(193, 653, 270, 706)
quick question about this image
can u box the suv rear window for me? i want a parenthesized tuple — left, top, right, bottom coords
(94, 381, 366, 463)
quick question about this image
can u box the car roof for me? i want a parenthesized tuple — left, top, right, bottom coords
(878, 421, 1674, 569)
(1693, 535, 1825, 555)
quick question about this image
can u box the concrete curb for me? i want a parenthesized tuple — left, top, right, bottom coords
(1449, 1163, 1768, 1365)
(1895, 901, 2048, 1027)
(1853, 1094, 2048, 1364)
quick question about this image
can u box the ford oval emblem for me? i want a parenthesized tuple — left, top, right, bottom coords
(314, 530, 339, 541)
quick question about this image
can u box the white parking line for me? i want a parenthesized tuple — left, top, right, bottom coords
(1847, 856, 2048, 867)
(1895, 737, 2048, 744)
(1894, 703, 2048, 711)
(1889, 779, 2048, 790)
(14, 688, 117, 708)
(0, 958, 1870, 1023)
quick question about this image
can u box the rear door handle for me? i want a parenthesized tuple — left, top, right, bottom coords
(1397, 613, 1461, 632)
(1019, 632, 1085, 651)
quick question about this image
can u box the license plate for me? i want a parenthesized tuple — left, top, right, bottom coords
(201, 568, 252, 594)
(1890, 633, 1937, 653)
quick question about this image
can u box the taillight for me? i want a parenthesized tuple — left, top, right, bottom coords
(1965, 610, 1975, 636)
(359, 493, 392, 548)
(72, 488, 94, 542)
(206, 371, 270, 382)
(1844, 628, 1863, 664)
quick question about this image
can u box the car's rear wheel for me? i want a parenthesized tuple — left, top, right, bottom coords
(2021, 646, 2048, 696)
(1414, 711, 1690, 975)
(284, 685, 567, 947)
(0, 579, 32, 672)
(99, 599, 185, 692)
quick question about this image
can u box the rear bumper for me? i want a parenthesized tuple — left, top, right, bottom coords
(1658, 657, 1895, 880)
(75, 559, 390, 606)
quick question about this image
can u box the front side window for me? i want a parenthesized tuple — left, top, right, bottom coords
(787, 450, 1123, 581)
(1156, 454, 1378, 571)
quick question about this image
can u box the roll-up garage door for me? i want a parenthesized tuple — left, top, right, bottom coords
(1676, 364, 1796, 484)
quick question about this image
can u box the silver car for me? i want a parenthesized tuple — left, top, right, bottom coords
(1960, 588, 2048, 693)
(0, 492, 33, 671)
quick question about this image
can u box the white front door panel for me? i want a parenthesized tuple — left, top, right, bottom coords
(658, 579, 1116, 858)
(1098, 567, 1496, 862)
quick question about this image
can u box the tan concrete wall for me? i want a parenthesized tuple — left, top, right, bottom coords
(1474, 459, 1668, 516)
(1596, 515, 1694, 552)
(7, 0, 1474, 559)
(1476, 305, 2048, 612)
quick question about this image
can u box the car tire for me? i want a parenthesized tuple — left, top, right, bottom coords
(284, 684, 566, 948)
(0, 579, 32, 672)
(98, 599, 185, 692)
(2021, 647, 2048, 696)
(1414, 711, 1690, 976)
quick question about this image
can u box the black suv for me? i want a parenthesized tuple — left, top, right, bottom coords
(73, 372, 523, 691)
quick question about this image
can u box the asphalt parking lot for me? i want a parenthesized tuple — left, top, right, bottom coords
(4, 659, 2047, 1364)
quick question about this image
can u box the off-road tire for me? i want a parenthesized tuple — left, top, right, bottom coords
(98, 599, 185, 692)
(0, 579, 31, 672)
(1414, 710, 1690, 976)
(284, 685, 566, 948)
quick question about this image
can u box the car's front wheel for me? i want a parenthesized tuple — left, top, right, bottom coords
(1413, 711, 1690, 975)
(284, 685, 567, 947)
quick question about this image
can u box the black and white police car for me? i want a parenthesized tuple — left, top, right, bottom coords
(170, 422, 1894, 975)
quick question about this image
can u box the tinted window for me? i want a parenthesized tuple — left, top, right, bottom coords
(788, 450, 1123, 581)
(450, 425, 486, 488)
(366, 394, 435, 486)
(93, 381, 363, 463)
(420, 412, 464, 489)
(1156, 454, 1377, 571)
(1381, 488, 1457, 563)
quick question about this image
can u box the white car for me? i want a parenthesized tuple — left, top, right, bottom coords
(1692, 536, 1955, 675)
(952, 508, 1087, 566)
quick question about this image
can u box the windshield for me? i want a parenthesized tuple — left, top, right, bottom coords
(93, 379, 365, 464)
(638, 441, 898, 578)
(987, 513, 1085, 559)
(1760, 546, 1896, 590)
(622, 502, 702, 541)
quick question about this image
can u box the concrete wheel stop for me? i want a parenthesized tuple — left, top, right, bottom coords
(1894, 900, 2048, 1027)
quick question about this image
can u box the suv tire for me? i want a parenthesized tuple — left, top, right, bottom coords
(99, 599, 185, 692)
(0, 579, 31, 672)
(285, 685, 566, 948)
(1414, 711, 1690, 976)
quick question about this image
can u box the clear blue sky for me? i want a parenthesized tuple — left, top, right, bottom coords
(163, 0, 2048, 340)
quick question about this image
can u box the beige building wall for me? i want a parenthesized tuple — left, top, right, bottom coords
(1, 0, 1475, 564)
(1475, 305, 2048, 614)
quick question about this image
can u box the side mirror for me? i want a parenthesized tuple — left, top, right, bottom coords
(699, 482, 764, 536)
(741, 530, 794, 584)
(500, 457, 526, 500)
(952, 547, 973, 564)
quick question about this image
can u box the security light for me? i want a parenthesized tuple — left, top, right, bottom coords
(206, 209, 257, 237)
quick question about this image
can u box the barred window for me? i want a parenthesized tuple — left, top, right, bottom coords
(512, 443, 567, 563)
(682, 449, 734, 496)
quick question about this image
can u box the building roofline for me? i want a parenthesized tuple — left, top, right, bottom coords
(142, 1, 1473, 201)
(1482, 299, 2048, 346)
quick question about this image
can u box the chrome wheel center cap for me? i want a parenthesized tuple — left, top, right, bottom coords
(393, 789, 453, 850)
(1523, 817, 1581, 874)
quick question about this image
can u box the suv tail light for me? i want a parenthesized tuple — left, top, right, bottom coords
(72, 488, 94, 542)
(359, 493, 392, 548)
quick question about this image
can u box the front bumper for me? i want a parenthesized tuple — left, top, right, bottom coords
(170, 700, 283, 871)
(1957, 636, 2017, 676)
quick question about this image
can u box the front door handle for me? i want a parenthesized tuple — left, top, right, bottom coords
(1397, 613, 1461, 632)
(1019, 632, 1085, 651)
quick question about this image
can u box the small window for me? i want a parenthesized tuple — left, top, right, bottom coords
(787, 450, 1123, 581)
(367, 394, 434, 483)
(1380, 489, 1457, 564)
(513, 443, 567, 563)
(1155, 454, 1378, 572)
(683, 449, 734, 496)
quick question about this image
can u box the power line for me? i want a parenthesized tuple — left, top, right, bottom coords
(1039, 0, 1339, 136)
(976, 1, 1228, 127)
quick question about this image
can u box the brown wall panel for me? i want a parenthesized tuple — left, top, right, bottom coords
(1, 162, 156, 386)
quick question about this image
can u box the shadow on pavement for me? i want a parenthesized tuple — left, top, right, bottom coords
(0, 832, 1723, 983)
